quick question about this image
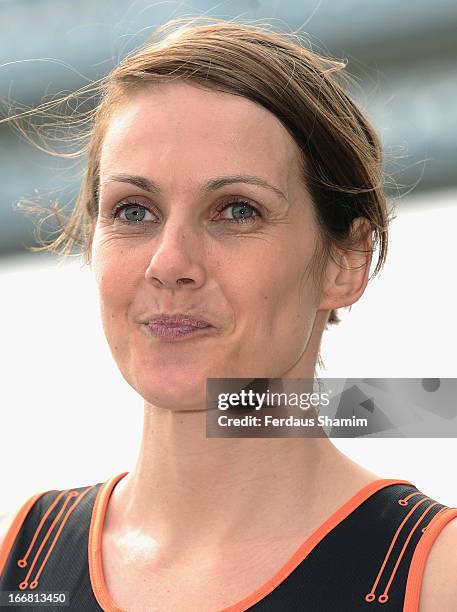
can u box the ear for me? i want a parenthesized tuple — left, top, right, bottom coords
(317, 218, 373, 312)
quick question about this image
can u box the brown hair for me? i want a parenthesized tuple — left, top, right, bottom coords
(2, 17, 394, 367)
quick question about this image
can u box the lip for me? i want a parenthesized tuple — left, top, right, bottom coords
(143, 321, 215, 342)
(145, 313, 213, 327)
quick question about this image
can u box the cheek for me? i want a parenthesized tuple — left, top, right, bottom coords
(92, 240, 137, 307)
(255, 238, 317, 308)
(92, 258, 138, 362)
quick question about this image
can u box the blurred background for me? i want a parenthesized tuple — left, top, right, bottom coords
(1, 0, 456, 510)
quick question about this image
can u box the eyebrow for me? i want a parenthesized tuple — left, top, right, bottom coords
(101, 173, 288, 202)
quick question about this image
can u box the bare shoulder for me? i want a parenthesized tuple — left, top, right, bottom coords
(418, 514, 457, 612)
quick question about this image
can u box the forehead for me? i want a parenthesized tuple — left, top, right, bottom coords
(99, 82, 302, 190)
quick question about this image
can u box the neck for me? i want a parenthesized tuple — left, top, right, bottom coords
(103, 314, 378, 560)
(105, 406, 372, 558)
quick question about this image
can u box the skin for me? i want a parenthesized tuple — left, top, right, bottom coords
(0, 82, 452, 612)
(90, 81, 379, 606)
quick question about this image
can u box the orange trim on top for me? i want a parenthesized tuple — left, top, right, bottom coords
(0, 489, 57, 577)
(403, 506, 457, 612)
(220, 478, 415, 612)
(88, 475, 414, 612)
(88, 472, 129, 612)
(17, 489, 72, 572)
(23, 486, 96, 590)
(364, 493, 433, 604)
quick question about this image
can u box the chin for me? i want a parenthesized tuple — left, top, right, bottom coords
(138, 377, 208, 408)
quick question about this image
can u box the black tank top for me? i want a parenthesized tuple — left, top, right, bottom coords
(1, 472, 456, 611)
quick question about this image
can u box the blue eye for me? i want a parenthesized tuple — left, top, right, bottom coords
(110, 198, 261, 225)
(216, 199, 261, 224)
(111, 201, 153, 225)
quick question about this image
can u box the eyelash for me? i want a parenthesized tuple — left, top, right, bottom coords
(109, 198, 262, 226)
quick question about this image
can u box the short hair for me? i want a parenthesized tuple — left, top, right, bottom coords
(6, 17, 393, 365)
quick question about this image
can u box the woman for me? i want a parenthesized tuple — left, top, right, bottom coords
(1, 17, 456, 612)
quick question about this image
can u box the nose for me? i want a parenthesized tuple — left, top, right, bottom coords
(144, 225, 206, 290)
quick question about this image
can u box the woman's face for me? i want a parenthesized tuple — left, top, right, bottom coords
(92, 82, 326, 410)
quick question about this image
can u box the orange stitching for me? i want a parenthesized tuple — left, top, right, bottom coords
(19, 487, 95, 590)
(398, 492, 423, 507)
(421, 507, 447, 533)
(27, 487, 95, 589)
(376, 502, 439, 604)
(364, 494, 433, 604)
(16, 490, 71, 569)
(18, 491, 78, 589)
